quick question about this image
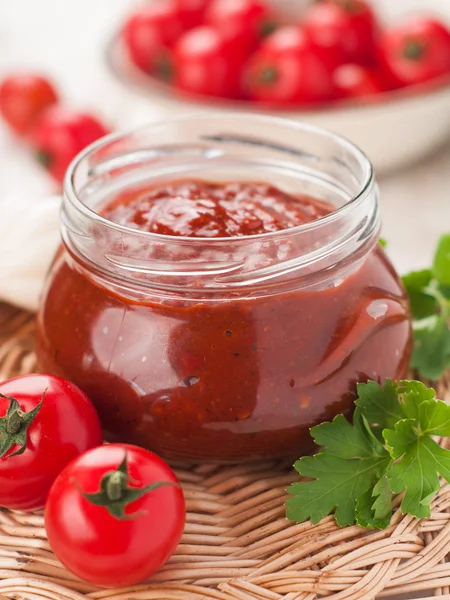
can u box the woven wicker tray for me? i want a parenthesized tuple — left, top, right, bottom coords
(2, 302, 450, 600)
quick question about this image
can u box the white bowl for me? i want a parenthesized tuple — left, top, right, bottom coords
(103, 0, 450, 174)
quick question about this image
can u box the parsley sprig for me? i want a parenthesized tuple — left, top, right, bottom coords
(403, 234, 450, 380)
(286, 379, 450, 529)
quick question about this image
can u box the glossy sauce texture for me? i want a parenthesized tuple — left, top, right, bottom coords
(36, 180, 412, 461)
(103, 180, 331, 237)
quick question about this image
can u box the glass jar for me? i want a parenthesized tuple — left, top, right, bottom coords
(36, 115, 412, 462)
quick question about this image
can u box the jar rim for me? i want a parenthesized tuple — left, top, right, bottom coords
(64, 113, 374, 244)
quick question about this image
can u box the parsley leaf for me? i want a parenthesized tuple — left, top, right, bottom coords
(403, 234, 450, 380)
(287, 379, 450, 530)
(410, 315, 450, 381)
(402, 269, 437, 320)
(355, 476, 392, 530)
(355, 379, 404, 441)
(433, 234, 450, 286)
(382, 385, 450, 517)
(286, 414, 391, 527)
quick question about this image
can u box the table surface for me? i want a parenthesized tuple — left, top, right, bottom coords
(0, 4, 448, 596)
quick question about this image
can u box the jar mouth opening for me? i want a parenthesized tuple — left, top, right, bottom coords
(64, 114, 374, 244)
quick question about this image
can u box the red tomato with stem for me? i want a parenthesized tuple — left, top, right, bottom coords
(123, 2, 185, 76)
(303, 0, 379, 67)
(174, 26, 244, 98)
(45, 444, 185, 587)
(243, 26, 334, 105)
(206, 0, 277, 53)
(30, 107, 110, 183)
(379, 18, 450, 88)
(0, 374, 102, 512)
(0, 74, 58, 136)
(333, 63, 389, 99)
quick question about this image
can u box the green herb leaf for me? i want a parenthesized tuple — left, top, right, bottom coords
(287, 379, 450, 530)
(355, 476, 392, 530)
(402, 269, 438, 320)
(286, 414, 391, 527)
(433, 234, 450, 286)
(354, 380, 404, 441)
(378, 238, 387, 249)
(402, 234, 450, 379)
(410, 315, 450, 381)
(384, 428, 450, 518)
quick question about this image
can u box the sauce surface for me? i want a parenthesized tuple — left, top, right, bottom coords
(103, 180, 331, 237)
(36, 179, 412, 462)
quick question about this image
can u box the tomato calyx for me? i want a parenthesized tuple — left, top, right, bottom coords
(154, 55, 174, 81)
(258, 66, 279, 85)
(259, 20, 277, 39)
(35, 150, 53, 169)
(77, 453, 177, 520)
(313, 0, 362, 14)
(0, 393, 44, 458)
(340, 0, 363, 14)
(403, 39, 426, 61)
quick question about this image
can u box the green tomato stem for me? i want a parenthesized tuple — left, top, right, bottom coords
(106, 471, 127, 502)
(5, 409, 24, 435)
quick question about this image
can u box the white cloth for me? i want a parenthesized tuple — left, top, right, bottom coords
(0, 193, 60, 311)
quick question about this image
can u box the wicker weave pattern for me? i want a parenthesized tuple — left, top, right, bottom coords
(1, 303, 450, 600)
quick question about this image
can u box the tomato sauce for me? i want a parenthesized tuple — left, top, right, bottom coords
(36, 179, 412, 461)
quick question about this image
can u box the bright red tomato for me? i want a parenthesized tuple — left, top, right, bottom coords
(243, 26, 334, 104)
(30, 107, 110, 183)
(379, 18, 450, 88)
(174, 0, 209, 27)
(123, 2, 185, 76)
(0, 74, 58, 136)
(0, 374, 102, 512)
(45, 444, 185, 587)
(206, 0, 277, 52)
(303, 0, 378, 67)
(173, 26, 243, 98)
(333, 63, 389, 99)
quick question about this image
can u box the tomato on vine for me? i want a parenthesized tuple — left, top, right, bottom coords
(303, 0, 379, 67)
(45, 444, 185, 587)
(379, 18, 450, 88)
(243, 26, 334, 104)
(0, 74, 58, 136)
(30, 107, 110, 183)
(0, 374, 102, 511)
(206, 0, 277, 53)
(123, 3, 185, 77)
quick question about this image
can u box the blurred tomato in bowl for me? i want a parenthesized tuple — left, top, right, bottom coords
(104, 0, 450, 173)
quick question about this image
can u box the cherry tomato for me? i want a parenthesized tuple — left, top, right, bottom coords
(174, 0, 209, 27)
(379, 18, 450, 88)
(333, 63, 389, 99)
(206, 0, 277, 53)
(45, 444, 185, 587)
(174, 26, 243, 98)
(0, 374, 102, 512)
(123, 2, 185, 76)
(303, 0, 379, 67)
(243, 26, 334, 105)
(30, 107, 110, 183)
(0, 74, 58, 136)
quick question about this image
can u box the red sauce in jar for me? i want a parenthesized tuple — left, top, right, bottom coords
(36, 179, 412, 461)
(103, 180, 331, 237)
